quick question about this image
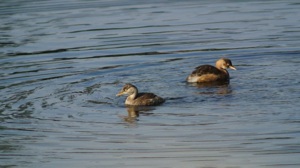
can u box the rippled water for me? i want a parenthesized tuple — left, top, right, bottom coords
(1, 0, 300, 167)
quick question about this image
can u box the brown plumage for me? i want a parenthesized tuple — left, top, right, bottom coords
(187, 58, 236, 84)
(116, 83, 165, 106)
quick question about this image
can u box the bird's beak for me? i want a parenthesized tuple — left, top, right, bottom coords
(116, 91, 124, 97)
(229, 66, 236, 70)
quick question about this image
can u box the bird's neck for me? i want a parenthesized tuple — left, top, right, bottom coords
(216, 65, 228, 74)
(222, 69, 229, 74)
(128, 89, 138, 100)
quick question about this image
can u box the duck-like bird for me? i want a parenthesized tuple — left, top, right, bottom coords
(187, 58, 236, 84)
(117, 83, 165, 106)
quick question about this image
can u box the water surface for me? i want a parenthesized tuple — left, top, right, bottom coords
(1, 0, 300, 168)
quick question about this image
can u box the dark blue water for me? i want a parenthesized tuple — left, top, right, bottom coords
(1, 0, 300, 167)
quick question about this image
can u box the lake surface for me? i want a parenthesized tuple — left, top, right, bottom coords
(1, 0, 300, 167)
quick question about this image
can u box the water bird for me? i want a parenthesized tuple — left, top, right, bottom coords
(116, 83, 165, 106)
(186, 58, 236, 84)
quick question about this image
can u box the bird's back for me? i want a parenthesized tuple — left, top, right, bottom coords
(126, 92, 165, 106)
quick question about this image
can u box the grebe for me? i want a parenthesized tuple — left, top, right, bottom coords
(116, 83, 165, 106)
(187, 58, 236, 84)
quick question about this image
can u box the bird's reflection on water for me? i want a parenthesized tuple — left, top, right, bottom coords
(120, 105, 156, 124)
(188, 82, 233, 95)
